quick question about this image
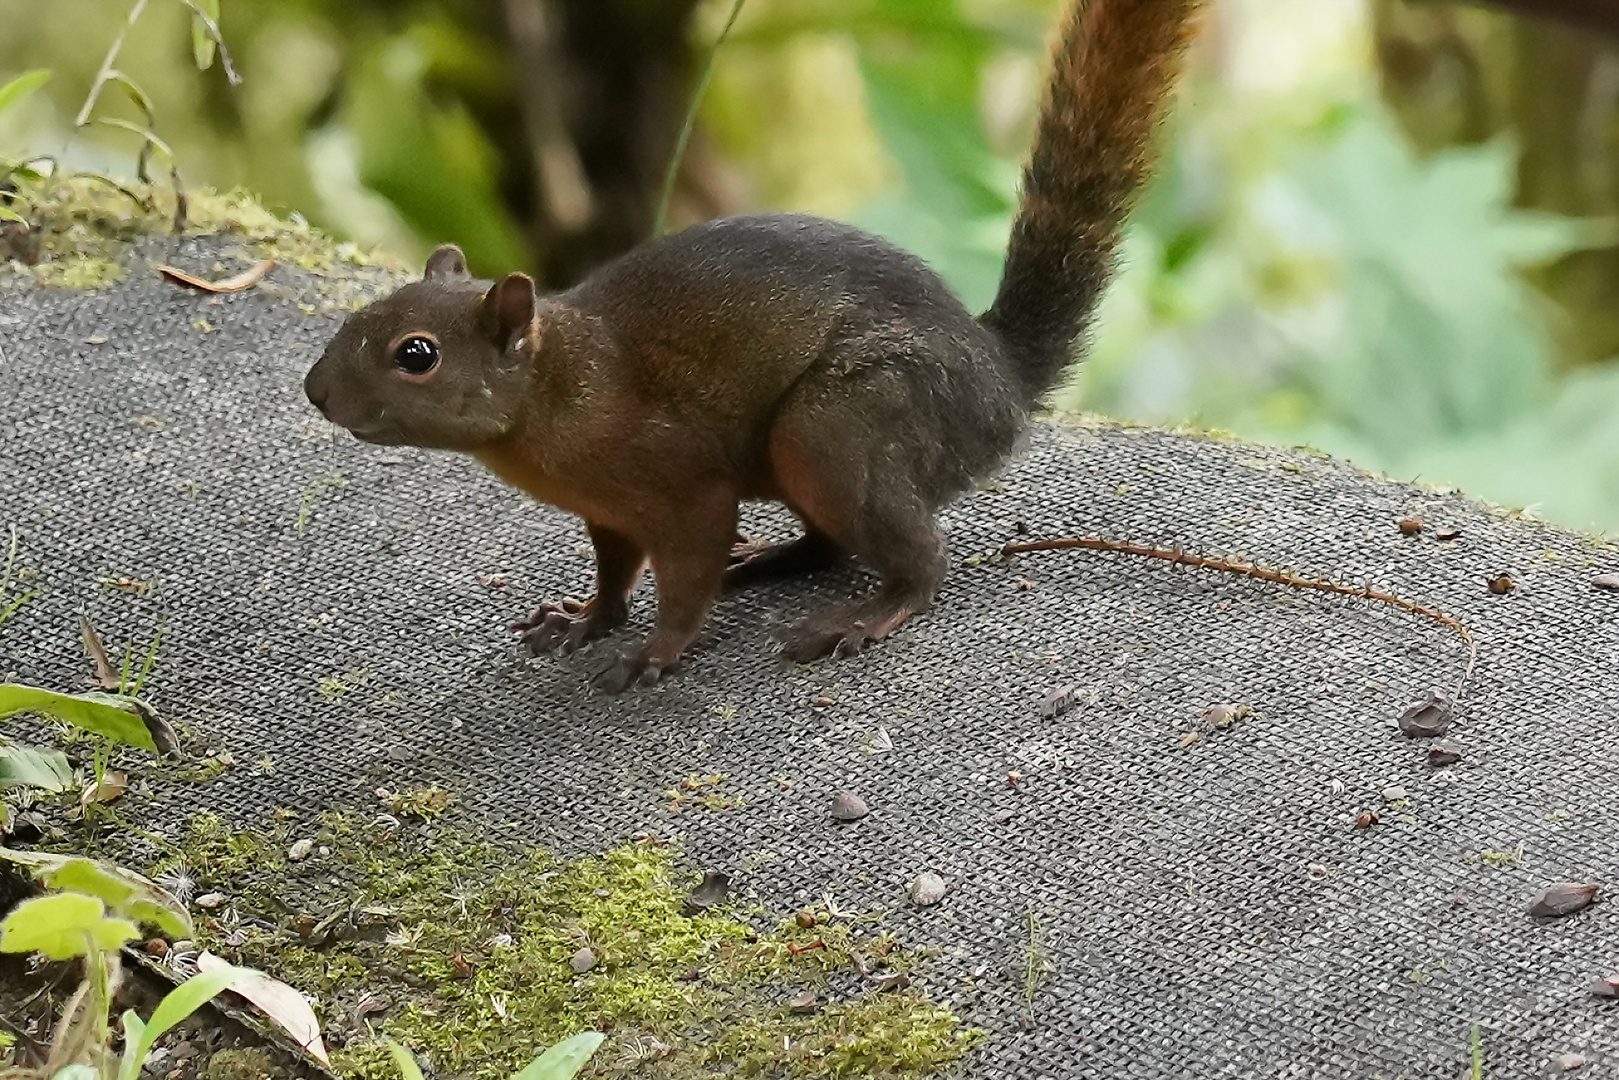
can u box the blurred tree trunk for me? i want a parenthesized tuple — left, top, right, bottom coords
(305, 0, 729, 289)
(1373, 0, 1619, 367)
(506, 0, 727, 286)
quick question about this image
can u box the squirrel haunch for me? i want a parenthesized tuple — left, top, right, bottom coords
(304, 0, 1202, 692)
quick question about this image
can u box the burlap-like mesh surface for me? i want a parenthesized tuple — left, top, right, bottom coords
(3, 236, 1617, 1078)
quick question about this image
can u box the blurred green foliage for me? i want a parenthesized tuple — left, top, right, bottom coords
(3, 0, 1618, 531)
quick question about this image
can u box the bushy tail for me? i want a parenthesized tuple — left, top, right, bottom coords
(980, 0, 1201, 404)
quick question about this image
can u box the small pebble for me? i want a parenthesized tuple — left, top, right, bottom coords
(794, 909, 818, 929)
(287, 838, 315, 861)
(569, 947, 597, 974)
(811, 695, 834, 707)
(786, 990, 819, 1015)
(1381, 786, 1408, 802)
(1554, 1053, 1587, 1072)
(1040, 685, 1081, 719)
(910, 872, 947, 907)
(194, 892, 226, 910)
(1435, 527, 1462, 541)
(830, 790, 869, 822)
(1428, 741, 1464, 766)
(1590, 974, 1619, 999)
(1487, 573, 1515, 594)
(1592, 574, 1619, 591)
(994, 809, 1016, 824)
(1396, 516, 1423, 536)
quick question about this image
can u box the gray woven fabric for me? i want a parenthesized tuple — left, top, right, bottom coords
(3, 236, 1618, 1078)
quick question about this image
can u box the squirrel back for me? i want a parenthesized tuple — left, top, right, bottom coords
(982, 0, 1200, 404)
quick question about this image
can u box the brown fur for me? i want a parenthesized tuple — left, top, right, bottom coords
(303, 0, 1202, 693)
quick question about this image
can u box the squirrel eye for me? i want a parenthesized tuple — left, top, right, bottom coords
(392, 335, 440, 376)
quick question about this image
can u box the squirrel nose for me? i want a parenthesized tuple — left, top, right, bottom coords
(303, 365, 330, 414)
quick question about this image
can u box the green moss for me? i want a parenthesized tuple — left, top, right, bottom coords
(156, 811, 288, 882)
(201, 1047, 282, 1080)
(2, 174, 404, 297)
(162, 814, 979, 1080)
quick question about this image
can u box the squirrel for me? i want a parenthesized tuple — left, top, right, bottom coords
(303, 0, 1202, 692)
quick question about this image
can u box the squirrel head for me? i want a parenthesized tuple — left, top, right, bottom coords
(304, 245, 539, 450)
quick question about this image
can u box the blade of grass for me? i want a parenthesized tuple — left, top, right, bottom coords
(75, 0, 151, 128)
(653, 0, 746, 236)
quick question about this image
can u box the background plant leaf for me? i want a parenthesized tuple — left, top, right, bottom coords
(0, 69, 51, 120)
(0, 743, 73, 792)
(0, 684, 160, 752)
(0, 893, 139, 960)
(509, 1033, 606, 1080)
(116, 966, 247, 1080)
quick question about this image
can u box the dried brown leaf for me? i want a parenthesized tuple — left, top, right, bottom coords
(78, 614, 121, 690)
(156, 257, 274, 293)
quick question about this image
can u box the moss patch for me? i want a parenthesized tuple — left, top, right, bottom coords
(159, 813, 979, 1080)
(1, 173, 404, 301)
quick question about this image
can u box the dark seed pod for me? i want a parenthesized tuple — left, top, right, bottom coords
(1427, 741, 1464, 766)
(1528, 882, 1599, 919)
(1399, 692, 1453, 738)
(684, 871, 731, 913)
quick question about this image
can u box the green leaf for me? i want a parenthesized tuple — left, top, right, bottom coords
(0, 850, 192, 938)
(95, 118, 176, 164)
(0, 743, 73, 792)
(0, 206, 25, 225)
(383, 1039, 426, 1080)
(0, 70, 50, 119)
(104, 71, 154, 124)
(344, 37, 528, 274)
(0, 893, 138, 960)
(509, 1033, 605, 1080)
(0, 684, 160, 752)
(116, 967, 247, 1080)
(189, 0, 221, 71)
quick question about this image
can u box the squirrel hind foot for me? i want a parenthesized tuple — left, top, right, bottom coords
(779, 590, 932, 664)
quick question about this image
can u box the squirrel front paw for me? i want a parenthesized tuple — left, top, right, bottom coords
(591, 648, 672, 693)
(511, 597, 627, 655)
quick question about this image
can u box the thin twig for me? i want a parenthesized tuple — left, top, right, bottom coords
(653, 0, 747, 236)
(75, 0, 150, 128)
(1001, 535, 1478, 702)
(176, 0, 242, 85)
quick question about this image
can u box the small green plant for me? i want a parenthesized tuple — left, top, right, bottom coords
(0, 850, 252, 1080)
(0, 683, 171, 831)
(1, 0, 236, 239)
(0, 528, 37, 628)
(384, 1034, 603, 1080)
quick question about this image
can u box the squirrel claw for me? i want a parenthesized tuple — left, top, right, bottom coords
(592, 651, 669, 693)
(515, 598, 626, 655)
(511, 598, 587, 633)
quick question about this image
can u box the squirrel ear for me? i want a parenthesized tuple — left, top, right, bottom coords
(478, 273, 536, 349)
(424, 244, 469, 280)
